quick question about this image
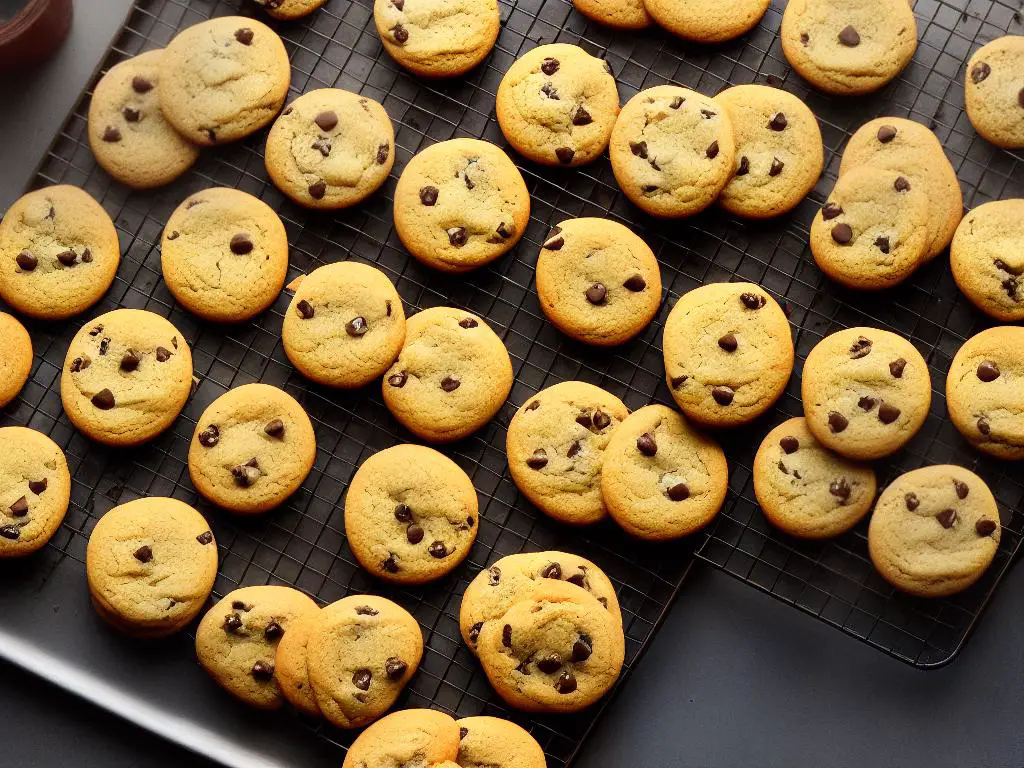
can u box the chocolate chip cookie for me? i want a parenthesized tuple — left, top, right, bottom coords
(573, 0, 652, 30)
(393, 138, 530, 272)
(535, 218, 662, 346)
(381, 307, 513, 443)
(0, 185, 120, 320)
(0, 427, 71, 558)
(61, 309, 193, 446)
(188, 383, 317, 514)
(86, 497, 217, 638)
(964, 36, 1024, 149)
(274, 608, 322, 716)
(506, 381, 628, 525)
(0, 312, 32, 408)
(305, 595, 423, 728)
(345, 444, 478, 584)
(496, 43, 620, 167)
(946, 326, 1024, 461)
(868, 465, 1001, 597)
(161, 188, 289, 323)
(609, 85, 735, 218)
(456, 716, 546, 768)
(662, 282, 793, 428)
(265, 88, 395, 209)
(342, 709, 460, 768)
(282, 261, 406, 389)
(252, 0, 327, 19)
(950, 199, 1024, 322)
(644, 0, 769, 42)
(801, 327, 931, 460)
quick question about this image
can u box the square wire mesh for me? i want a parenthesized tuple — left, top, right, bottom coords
(3, 0, 1024, 762)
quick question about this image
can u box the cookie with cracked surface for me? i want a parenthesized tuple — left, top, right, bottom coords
(0, 427, 71, 558)
(950, 200, 1024, 322)
(964, 36, 1024, 149)
(382, 307, 513, 443)
(161, 188, 288, 323)
(459, 550, 621, 655)
(265, 89, 394, 209)
(780, 0, 917, 96)
(535, 218, 662, 346)
(644, 0, 769, 42)
(801, 327, 931, 461)
(868, 465, 1000, 597)
(306, 595, 423, 728)
(714, 84, 824, 219)
(374, 0, 500, 78)
(609, 85, 735, 218)
(506, 381, 628, 525)
(87, 50, 200, 190)
(86, 497, 217, 638)
(61, 309, 193, 446)
(456, 716, 546, 768)
(0, 185, 120, 320)
(252, 0, 328, 19)
(809, 166, 930, 290)
(753, 417, 876, 539)
(573, 0, 652, 29)
(274, 608, 322, 717)
(946, 326, 1024, 461)
(0, 312, 32, 408)
(342, 709, 460, 768)
(662, 282, 793, 428)
(282, 262, 406, 388)
(839, 117, 962, 261)
(188, 383, 317, 514)
(600, 405, 728, 540)
(345, 444, 478, 584)
(159, 16, 290, 146)
(195, 585, 319, 709)
(496, 43, 619, 168)
(477, 580, 625, 713)
(393, 138, 529, 273)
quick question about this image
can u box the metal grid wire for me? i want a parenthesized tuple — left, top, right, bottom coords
(2, 0, 1024, 761)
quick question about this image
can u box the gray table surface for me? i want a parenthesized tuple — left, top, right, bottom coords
(2, 3, 1023, 767)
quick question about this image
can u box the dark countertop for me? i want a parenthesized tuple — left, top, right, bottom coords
(2, 3, 1023, 767)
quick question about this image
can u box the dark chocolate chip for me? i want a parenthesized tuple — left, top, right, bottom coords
(849, 336, 873, 359)
(346, 316, 369, 337)
(229, 233, 253, 255)
(388, 371, 407, 388)
(543, 81, 563, 100)
(768, 112, 788, 131)
(264, 418, 285, 437)
(197, 531, 214, 545)
(572, 106, 592, 126)
(829, 478, 851, 502)
(894, 176, 910, 192)
(355, 605, 379, 615)
(555, 671, 577, 694)
(386, 301, 393, 317)
(311, 137, 331, 157)
(889, 358, 907, 378)
(977, 417, 991, 435)
(28, 479, 47, 495)
(736, 156, 750, 176)
(700, 109, 716, 119)
(585, 283, 607, 305)
(670, 96, 684, 109)
(858, 396, 877, 411)
(831, 223, 853, 244)
(878, 402, 900, 424)
(976, 360, 1000, 382)
(536, 653, 562, 674)
(629, 140, 648, 159)
(232, 601, 251, 611)
(350, 669, 371, 690)
(541, 57, 560, 75)
(711, 385, 734, 406)
(131, 75, 152, 93)
(567, 440, 581, 458)
(392, 24, 408, 43)
(234, 27, 254, 44)
(382, 554, 400, 573)
(642, 184, 659, 193)
(392, 0, 404, 8)
(264, 621, 283, 641)
(954, 479, 969, 499)
(385, 657, 407, 679)
(70, 356, 89, 373)
(592, 410, 611, 430)
(780, 436, 799, 454)
(296, 299, 315, 319)
(838, 25, 860, 46)
(905, 492, 920, 511)
(16, 251, 37, 271)
(314, 111, 338, 132)
(822, 202, 843, 220)
(406, 523, 424, 544)
(223, 613, 243, 633)
(122, 106, 141, 123)
(769, 157, 785, 177)
(1019, 87, 1024, 109)
(800, 32, 809, 45)
(636, 432, 657, 456)
(555, 147, 576, 165)
(394, 503, 412, 523)
(623, 274, 646, 291)
(231, 460, 261, 487)
(469, 621, 484, 643)
(502, 624, 512, 647)
(935, 508, 957, 529)
(706, 140, 720, 159)
(667, 482, 690, 501)
(496, 222, 514, 239)
(9, 496, 28, 517)
(199, 425, 220, 448)
(970, 61, 991, 84)
(440, 375, 460, 392)
(573, 633, 593, 661)
(459, 317, 479, 328)
(527, 448, 548, 469)
(419, 185, 439, 206)
(740, 292, 766, 310)
(155, 347, 171, 362)
(376, 143, 390, 165)
(308, 180, 327, 199)
(102, 126, 121, 142)
(976, 519, 997, 537)
(56, 250, 77, 266)
(447, 227, 468, 247)
(0, 525, 20, 540)
(828, 411, 848, 433)
(543, 229, 565, 250)
(575, 412, 591, 428)
(542, 562, 562, 579)
(718, 333, 738, 352)
(92, 389, 115, 410)
(488, 566, 501, 586)
(81, 248, 92, 263)
(877, 125, 897, 143)
(99, 337, 110, 355)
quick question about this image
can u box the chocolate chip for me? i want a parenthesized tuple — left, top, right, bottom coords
(994, 259, 1023, 276)
(543, 229, 565, 250)
(571, 633, 593, 662)
(99, 338, 110, 355)
(629, 140, 648, 159)
(495, 222, 514, 239)
(122, 106, 141, 123)
(555, 147, 576, 164)
(567, 569, 588, 588)
(566, 440, 581, 458)
(769, 157, 785, 177)
(199, 425, 220, 448)
(623, 274, 646, 292)
(735, 156, 750, 176)
(700, 109, 716, 119)
(502, 624, 512, 647)
(131, 75, 152, 93)
(838, 25, 860, 46)
(406, 524, 424, 544)
(527, 449, 548, 469)
(91, 389, 115, 410)
(459, 317, 479, 329)
(592, 410, 611, 430)
(978, 417, 991, 435)
(849, 336, 872, 359)
(116, 349, 140, 372)
(711, 386, 734, 406)
(416, 185, 440, 207)
(800, 32, 810, 45)
(102, 126, 121, 142)
(391, 22, 408, 43)
(877, 125, 897, 143)
(313, 111, 338, 132)
(264, 621, 283, 641)
(828, 411, 848, 433)
(392, 0, 404, 8)
(636, 432, 657, 456)
(670, 95, 684, 109)
(16, 251, 36, 271)
(311, 137, 331, 157)
(155, 347, 171, 362)
(56, 250, 77, 267)
(307, 179, 328, 200)
(663, 481, 689, 501)
(894, 176, 910, 192)
(642, 185, 659, 193)
(970, 61, 991, 84)
(706, 140, 720, 159)
(552, 670, 578, 694)
(70, 356, 89, 373)
(954, 479, 969, 499)
(718, 333, 738, 352)
(229, 233, 253, 255)
(829, 478, 851, 502)
(447, 227, 467, 247)
(296, 299, 315, 319)
(388, 371, 407, 388)
(264, 418, 285, 437)
(572, 106, 592, 126)
(0, 525, 19, 540)
(28, 479, 47, 495)
(541, 562, 562, 579)
(878, 402, 900, 424)
(394, 504, 412, 523)
(768, 112, 787, 131)
(223, 613, 243, 633)
(976, 360, 1000, 382)
(232, 601, 251, 611)
(976, 519, 997, 537)
(832, 223, 853, 244)
(385, 657, 408, 679)
(355, 605, 379, 615)
(541, 57, 560, 75)
(780, 436, 799, 454)
(166, 230, 179, 241)
(539, 79, 560, 98)
(204, 128, 216, 142)
(936, 508, 957, 529)
(858, 396, 877, 411)
(488, 566, 501, 586)
(346, 316, 369, 337)
(469, 621, 484, 643)
(822, 202, 843, 220)
(9, 497, 27, 517)
(347, 667, 371, 691)
(377, 143, 390, 165)
(386, 301, 393, 317)
(585, 283, 607, 305)
(234, 27, 254, 44)
(889, 358, 907, 378)
(574, 412, 591, 429)
(440, 376, 460, 392)
(382, 554, 400, 573)
(740, 292, 766, 310)
(904, 492, 920, 511)
(197, 531, 214, 545)
(232, 459, 261, 487)
(1019, 87, 1024, 109)
(526, 653, 560, 675)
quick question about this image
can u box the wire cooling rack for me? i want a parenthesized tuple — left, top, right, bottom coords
(3, 0, 1024, 763)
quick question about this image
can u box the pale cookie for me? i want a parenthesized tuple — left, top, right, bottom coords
(456, 716, 546, 768)
(344, 444, 478, 584)
(61, 309, 193, 446)
(505, 381, 628, 525)
(274, 608, 322, 717)
(342, 709, 460, 768)
(252, 0, 328, 20)
(0, 427, 71, 558)
(0, 312, 32, 407)
(477, 581, 625, 713)
(573, 0, 652, 30)
(282, 261, 406, 389)
(306, 595, 423, 728)
(809, 167, 929, 290)
(535, 218, 662, 346)
(161, 188, 288, 323)
(801, 327, 931, 461)
(839, 117, 962, 261)
(188, 383, 317, 514)
(0, 185, 120, 320)
(753, 417, 876, 539)
(600, 405, 728, 540)
(496, 44, 620, 167)
(265, 89, 394, 209)
(946, 326, 1024, 461)
(950, 200, 1024, 322)
(86, 497, 217, 638)
(374, 0, 500, 78)
(459, 550, 621, 655)
(159, 17, 290, 146)
(964, 36, 1024, 149)
(644, 0, 769, 42)
(609, 85, 735, 218)
(714, 84, 824, 219)
(195, 585, 319, 709)
(382, 307, 513, 443)
(662, 282, 793, 428)
(868, 465, 1000, 598)
(393, 139, 530, 273)
(88, 50, 200, 189)
(780, 0, 918, 96)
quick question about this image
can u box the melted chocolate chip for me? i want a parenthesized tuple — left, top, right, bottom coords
(977, 417, 991, 435)
(230, 233, 253, 255)
(155, 347, 171, 362)
(16, 251, 36, 271)
(488, 566, 501, 586)
(381, 554, 400, 573)
(572, 106, 592, 126)
(469, 621, 484, 643)
(385, 657, 408, 679)
(889, 358, 907, 378)
(92, 389, 115, 410)
(935, 508, 957, 529)
(377, 143, 390, 165)
(388, 371, 407, 388)
(459, 317, 479, 329)
(9, 497, 27, 517)
(976, 519, 997, 537)
(355, 605, 379, 616)
(264, 418, 285, 437)
(858, 396, 877, 411)
(118, 349, 140, 372)
(706, 140, 720, 159)
(197, 531, 214, 545)
(849, 336, 873, 359)
(829, 478, 851, 502)
(905, 492, 920, 511)
(314, 111, 338, 132)
(541, 562, 562, 580)
(740, 292, 766, 310)
(670, 95, 684, 109)
(199, 425, 220, 448)
(394, 504, 413, 523)
(419, 185, 439, 206)
(527, 449, 548, 469)
(769, 157, 785, 177)
(541, 57, 560, 75)
(780, 436, 799, 454)
(0, 525, 19, 540)
(637, 432, 657, 456)
(585, 283, 607, 305)
(831, 223, 853, 244)
(592, 410, 611, 430)
(970, 61, 991, 84)
(894, 176, 911, 192)
(630, 140, 648, 159)
(736, 156, 750, 176)
(502, 624, 512, 647)
(768, 112, 788, 131)
(346, 316, 369, 337)
(392, 24, 408, 43)
(878, 402, 900, 424)
(623, 274, 646, 291)
(821, 202, 843, 220)
(308, 180, 327, 199)
(296, 299, 315, 319)
(566, 440, 581, 458)
(718, 333, 738, 352)
(223, 613, 243, 633)
(122, 106, 141, 122)
(56, 250, 77, 267)
(28, 479, 47, 495)
(555, 147, 576, 164)
(543, 229, 565, 250)
(447, 227, 468, 247)
(440, 376, 460, 392)
(536, 653, 562, 674)
(234, 27, 254, 45)
(102, 126, 121, 142)
(231, 459, 261, 487)
(99, 338, 110, 355)
(700, 109, 716, 119)
(828, 411, 848, 433)
(667, 482, 690, 501)
(70, 356, 89, 373)
(976, 360, 1000, 382)
(264, 621, 283, 641)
